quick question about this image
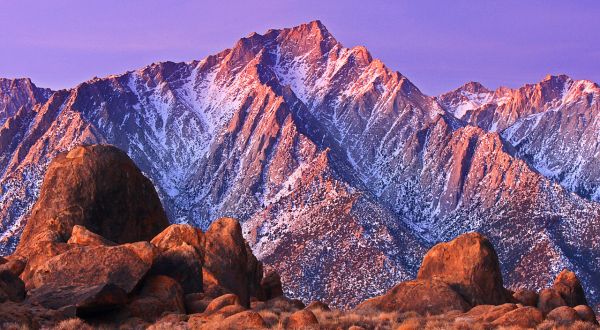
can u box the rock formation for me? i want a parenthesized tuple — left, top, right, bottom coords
(356, 279, 471, 314)
(417, 232, 510, 305)
(355, 232, 598, 328)
(0, 145, 281, 328)
(17, 144, 169, 251)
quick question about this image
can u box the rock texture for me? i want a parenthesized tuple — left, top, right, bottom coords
(356, 279, 471, 315)
(0, 78, 52, 127)
(438, 75, 600, 203)
(28, 242, 154, 300)
(553, 269, 589, 307)
(150, 224, 204, 294)
(417, 232, 509, 305)
(203, 218, 262, 307)
(286, 309, 319, 329)
(126, 275, 186, 322)
(16, 144, 169, 253)
(1, 20, 600, 309)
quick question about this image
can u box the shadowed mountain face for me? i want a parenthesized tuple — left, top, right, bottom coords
(1, 21, 600, 308)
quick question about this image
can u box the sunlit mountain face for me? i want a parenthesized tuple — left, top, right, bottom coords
(2, 21, 600, 308)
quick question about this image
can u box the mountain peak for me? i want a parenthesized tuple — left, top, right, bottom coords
(460, 81, 490, 94)
(293, 20, 330, 37)
(278, 20, 338, 51)
(542, 73, 570, 82)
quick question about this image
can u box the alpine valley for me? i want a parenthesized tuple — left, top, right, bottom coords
(1, 21, 600, 310)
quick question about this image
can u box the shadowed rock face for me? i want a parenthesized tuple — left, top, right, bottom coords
(16, 144, 169, 254)
(417, 232, 509, 306)
(203, 217, 263, 307)
(553, 269, 588, 307)
(150, 224, 205, 294)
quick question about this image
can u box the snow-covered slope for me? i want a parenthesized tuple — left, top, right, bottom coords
(2, 21, 600, 308)
(439, 75, 600, 202)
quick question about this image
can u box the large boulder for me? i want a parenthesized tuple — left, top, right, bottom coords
(417, 232, 509, 306)
(261, 270, 283, 300)
(30, 242, 155, 294)
(184, 292, 212, 314)
(286, 309, 319, 329)
(461, 303, 518, 323)
(14, 145, 168, 281)
(355, 279, 471, 315)
(126, 275, 185, 322)
(512, 288, 538, 307)
(538, 288, 567, 315)
(573, 305, 598, 324)
(151, 224, 204, 253)
(491, 306, 543, 328)
(546, 306, 581, 324)
(149, 225, 204, 294)
(203, 218, 263, 306)
(217, 311, 266, 329)
(204, 293, 242, 314)
(20, 144, 169, 246)
(553, 269, 588, 307)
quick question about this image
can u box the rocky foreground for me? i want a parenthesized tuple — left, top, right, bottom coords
(0, 144, 598, 329)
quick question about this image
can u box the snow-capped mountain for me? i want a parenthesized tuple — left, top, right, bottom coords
(2, 21, 600, 308)
(438, 75, 600, 202)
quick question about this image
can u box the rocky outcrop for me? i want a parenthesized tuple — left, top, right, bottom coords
(546, 306, 581, 323)
(26, 283, 127, 316)
(356, 279, 471, 314)
(14, 145, 169, 285)
(67, 225, 116, 247)
(355, 232, 598, 328)
(574, 305, 598, 324)
(29, 242, 155, 293)
(17, 145, 168, 252)
(538, 288, 568, 315)
(216, 311, 266, 329)
(490, 306, 544, 328)
(260, 270, 283, 300)
(286, 309, 319, 329)
(512, 288, 538, 306)
(0, 266, 25, 302)
(553, 269, 589, 307)
(150, 224, 204, 294)
(203, 217, 263, 306)
(2, 143, 600, 328)
(0, 145, 274, 328)
(126, 275, 185, 322)
(417, 232, 509, 306)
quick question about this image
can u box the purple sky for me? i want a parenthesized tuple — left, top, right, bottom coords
(1, 0, 598, 95)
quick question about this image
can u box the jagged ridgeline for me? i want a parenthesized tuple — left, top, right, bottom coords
(1, 21, 600, 310)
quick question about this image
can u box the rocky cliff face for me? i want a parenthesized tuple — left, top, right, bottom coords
(0, 78, 52, 128)
(438, 75, 600, 201)
(1, 21, 600, 309)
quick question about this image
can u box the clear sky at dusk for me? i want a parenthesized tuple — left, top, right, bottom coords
(0, 0, 598, 95)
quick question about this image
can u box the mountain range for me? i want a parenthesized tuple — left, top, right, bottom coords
(1, 20, 600, 309)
